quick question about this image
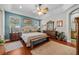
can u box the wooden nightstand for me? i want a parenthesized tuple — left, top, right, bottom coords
(0, 45, 5, 55)
(10, 33, 21, 41)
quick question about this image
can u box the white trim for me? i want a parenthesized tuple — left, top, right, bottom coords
(3, 9, 5, 39)
(0, 9, 4, 39)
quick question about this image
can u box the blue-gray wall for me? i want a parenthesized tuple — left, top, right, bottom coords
(5, 11, 40, 39)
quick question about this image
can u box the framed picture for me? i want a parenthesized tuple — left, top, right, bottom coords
(57, 20, 63, 27)
(23, 18, 32, 26)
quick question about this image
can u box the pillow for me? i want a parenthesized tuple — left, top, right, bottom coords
(31, 27, 38, 32)
(22, 26, 30, 33)
(23, 28, 30, 33)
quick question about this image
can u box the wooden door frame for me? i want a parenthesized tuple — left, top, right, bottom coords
(75, 17, 79, 55)
(69, 8, 79, 55)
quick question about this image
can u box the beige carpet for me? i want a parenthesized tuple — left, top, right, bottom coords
(31, 41, 76, 55)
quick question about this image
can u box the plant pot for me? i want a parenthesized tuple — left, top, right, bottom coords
(0, 43, 4, 45)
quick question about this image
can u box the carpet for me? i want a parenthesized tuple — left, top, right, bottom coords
(31, 41, 76, 55)
(4, 41, 23, 52)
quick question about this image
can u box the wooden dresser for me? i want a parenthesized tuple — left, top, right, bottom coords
(43, 30, 57, 39)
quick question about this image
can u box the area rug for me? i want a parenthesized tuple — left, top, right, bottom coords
(4, 41, 23, 52)
(31, 41, 76, 55)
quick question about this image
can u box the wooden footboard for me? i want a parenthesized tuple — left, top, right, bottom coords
(30, 37, 49, 48)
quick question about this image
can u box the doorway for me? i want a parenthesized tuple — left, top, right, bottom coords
(71, 17, 77, 46)
(69, 9, 79, 47)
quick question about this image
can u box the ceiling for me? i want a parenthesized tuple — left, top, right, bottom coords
(0, 4, 74, 20)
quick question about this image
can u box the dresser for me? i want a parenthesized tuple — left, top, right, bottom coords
(43, 30, 57, 39)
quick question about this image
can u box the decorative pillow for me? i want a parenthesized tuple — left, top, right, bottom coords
(22, 26, 30, 33)
(31, 26, 38, 32)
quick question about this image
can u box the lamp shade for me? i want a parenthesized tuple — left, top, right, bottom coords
(15, 26, 21, 28)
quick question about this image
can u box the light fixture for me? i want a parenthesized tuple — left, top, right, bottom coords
(36, 4, 48, 15)
(19, 5, 22, 9)
(38, 11, 43, 15)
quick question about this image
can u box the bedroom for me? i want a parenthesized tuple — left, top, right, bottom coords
(0, 4, 79, 55)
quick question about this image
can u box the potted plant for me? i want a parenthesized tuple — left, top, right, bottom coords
(0, 36, 4, 45)
(0, 40, 4, 45)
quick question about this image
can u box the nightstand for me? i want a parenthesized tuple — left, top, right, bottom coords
(10, 33, 21, 41)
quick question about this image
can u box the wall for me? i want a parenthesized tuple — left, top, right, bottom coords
(5, 11, 40, 39)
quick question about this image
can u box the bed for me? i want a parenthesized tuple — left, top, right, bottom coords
(21, 32, 48, 48)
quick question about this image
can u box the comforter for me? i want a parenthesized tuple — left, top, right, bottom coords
(21, 32, 48, 47)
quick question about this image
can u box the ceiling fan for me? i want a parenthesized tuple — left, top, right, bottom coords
(35, 4, 48, 15)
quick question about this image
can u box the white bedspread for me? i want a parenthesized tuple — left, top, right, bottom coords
(21, 32, 47, 47)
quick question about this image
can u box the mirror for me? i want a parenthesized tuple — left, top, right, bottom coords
(47, 21, 54, 31)
(9, 16, 21, 33)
